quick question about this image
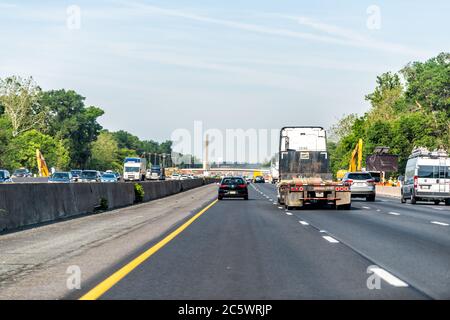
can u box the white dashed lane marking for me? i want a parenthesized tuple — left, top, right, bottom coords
(388, 212, 401, 216)
(368, 266, 409, 287)
(322, 236, 339, 243)
(430, 221, 449, 226)
(285, 212, 293, 216)
(299, 221, 309, 226)
(362, 206, 371, 209)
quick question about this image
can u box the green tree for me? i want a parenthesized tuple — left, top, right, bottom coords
(89, 131, 121, 171)
(329, 52, 449, 175)
(112, 130, 141, 151)
(0, 76, 46, 137)
(329, 113, 358, 142)
(39, 89, 104, 168)
(0, 116, 12, 168)
(4, 130, 69, 173)
(401, 52, 450, 113)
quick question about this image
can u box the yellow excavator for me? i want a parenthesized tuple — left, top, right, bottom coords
(349, 138, 363, 172)
(36, 149, 50, 177)
(336, 139, 363, 179)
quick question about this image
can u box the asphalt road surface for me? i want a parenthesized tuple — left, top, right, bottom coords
(86, 183, 449, 300)
(1, 183, 449, 299)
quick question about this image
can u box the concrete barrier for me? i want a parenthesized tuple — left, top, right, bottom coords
(0, 183, 135, 232)
(376, 185, 401, 198)
(0, 178, 219, 233)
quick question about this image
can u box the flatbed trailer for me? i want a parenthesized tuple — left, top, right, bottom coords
(276, 127, 351, 210)
(278, 179, 351, 209)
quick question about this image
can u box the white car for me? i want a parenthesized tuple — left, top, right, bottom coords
(170, 174, 181, 180)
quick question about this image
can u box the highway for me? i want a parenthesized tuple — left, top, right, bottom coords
(0, 183, 449, 299)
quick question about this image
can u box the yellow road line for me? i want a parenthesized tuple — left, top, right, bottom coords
(79, 199, 218, 300)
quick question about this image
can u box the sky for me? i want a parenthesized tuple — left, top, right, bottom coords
(0, 0, 449, 162)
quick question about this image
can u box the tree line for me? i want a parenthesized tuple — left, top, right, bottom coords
(0, 76, 172, 173)
(328, 52, 449, 176)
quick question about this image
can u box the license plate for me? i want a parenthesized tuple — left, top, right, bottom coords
(316, 192, 324, 197)
(229, 191, 237, 195)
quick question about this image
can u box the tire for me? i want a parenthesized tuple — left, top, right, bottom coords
(410, 194, 416, 204)
(366, 195, 375, 202)
(218, 196, 223, 200)
(401, 194, 406, 203)
(445, 199, 450, 206)
(244, 195, 249, 200)
(434, 200, 440, 205)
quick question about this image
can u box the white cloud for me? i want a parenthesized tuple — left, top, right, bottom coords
(282, 14, 431, 58)
(112, 1, 431, 58)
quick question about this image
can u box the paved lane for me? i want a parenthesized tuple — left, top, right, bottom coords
(94, 184, 426, 300)
(256, 183, 450, 299)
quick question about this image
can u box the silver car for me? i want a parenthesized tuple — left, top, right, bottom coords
(342, 172, 376, 202)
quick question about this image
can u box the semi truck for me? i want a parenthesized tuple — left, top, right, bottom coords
(123, 157, 147, 181)
(146, 165, 165, 180)
(277, 127, 351, 210)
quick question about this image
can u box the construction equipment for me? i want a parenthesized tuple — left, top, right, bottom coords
(349, 139, 363, 172)
(277, 127, 351, 210)
(36, 149, 49, 177)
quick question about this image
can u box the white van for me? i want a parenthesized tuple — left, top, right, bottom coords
(401, 149, 450, 205)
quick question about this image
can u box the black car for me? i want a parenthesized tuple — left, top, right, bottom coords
(70, 169, 82, 181)
(254, 176, 265, 183)
(218, 177, 248, 200)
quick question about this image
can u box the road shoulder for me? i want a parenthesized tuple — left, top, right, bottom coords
(0, 184, 216, 300)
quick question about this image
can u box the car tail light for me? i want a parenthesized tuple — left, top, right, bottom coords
(344, 179, 353, 185)
(238, 184, 247, 188)
(413, 176, 418, 189)
(220, 184, 227, 188)
(367, 179, 375, 184)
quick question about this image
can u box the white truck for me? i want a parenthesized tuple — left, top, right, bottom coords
(277, 127, 351, 210)
(123, 157, 147, 181)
